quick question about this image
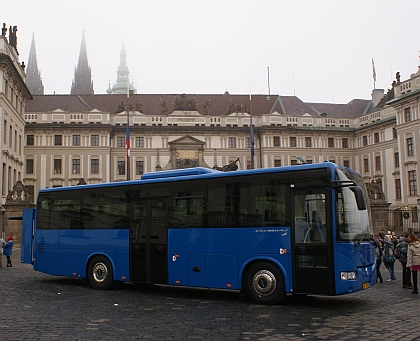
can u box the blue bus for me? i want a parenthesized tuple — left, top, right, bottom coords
(21, 162, 376, 304)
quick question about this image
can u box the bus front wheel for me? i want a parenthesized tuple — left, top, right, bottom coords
(87, 256, 115, 290)
(245, 261, 285, 305)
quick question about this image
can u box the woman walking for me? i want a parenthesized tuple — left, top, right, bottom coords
(381, 235, 397, 282)
(3, 236, 14, 267)
(407, 233, 420, 294)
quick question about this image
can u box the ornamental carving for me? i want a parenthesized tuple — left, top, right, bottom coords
(173, 94, 197, 111)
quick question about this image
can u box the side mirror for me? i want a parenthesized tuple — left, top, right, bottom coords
(349, 186, 367, 210)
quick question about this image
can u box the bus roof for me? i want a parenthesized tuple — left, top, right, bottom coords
(38, 162, 349, 194)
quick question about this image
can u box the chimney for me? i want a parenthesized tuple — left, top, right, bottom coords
(371, 89, 384, 107)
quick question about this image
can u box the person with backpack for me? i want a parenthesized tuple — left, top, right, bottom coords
(381, 235, 397, 282)
(398, 234, 412, 289)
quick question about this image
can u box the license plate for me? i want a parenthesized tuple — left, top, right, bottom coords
(362, 282, 369, 290)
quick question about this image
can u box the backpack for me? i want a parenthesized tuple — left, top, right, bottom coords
(394, 245, 401, 259)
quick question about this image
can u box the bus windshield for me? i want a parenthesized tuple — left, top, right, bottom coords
(336, 168, 373, 242)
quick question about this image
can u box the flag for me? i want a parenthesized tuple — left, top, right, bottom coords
(126, 123, 130, 159)
(372, 59, 376, 82)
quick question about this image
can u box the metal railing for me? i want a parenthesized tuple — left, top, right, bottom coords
(388, 209, 419, 236)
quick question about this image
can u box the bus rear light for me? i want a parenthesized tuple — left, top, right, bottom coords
(175, 280, 180, 284)
(72, 272, 77, 276)
(122, 276, 126, 280)
(341, 271, 356, 280)
(226, 284, 232, 288)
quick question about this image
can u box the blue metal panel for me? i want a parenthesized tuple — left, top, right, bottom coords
(59, 249, 79, 277)
(21, 208, 35, 264)
(333, 241, 376, 294)
(187, 253, 207, 287)
(34, 229, 129, 280)
(206, 253, 238, 289)
(168, 251, 188, 285)
(115, 250, 130, 282)
(34, 230, 60, 275)
(168, 227, 292, 290)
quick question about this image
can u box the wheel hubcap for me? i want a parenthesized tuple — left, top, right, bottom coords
(93, 262, 108, 283)
(253, 270, 276, 296)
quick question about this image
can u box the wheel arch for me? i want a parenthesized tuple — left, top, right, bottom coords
(84, 252, 116, 280)
(240, 256, 290, 293)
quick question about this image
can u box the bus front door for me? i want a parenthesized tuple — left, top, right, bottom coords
(292, 189, 334, 295)
(130, 198, 168, 284)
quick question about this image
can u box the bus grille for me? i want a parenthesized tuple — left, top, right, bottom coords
(37, 244, 45, 253)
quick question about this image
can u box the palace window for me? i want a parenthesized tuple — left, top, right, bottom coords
(54, 135, 62, 146)
(54, 159, 62, 174)
(118, 161, 125, 175)
(27, 135, 34, 146)
(73, 135, 81, 146)
(407, 137, 414, 156)
(91, 135, 99, 146)
(91, 159, 99, 174)
(408, 170, 417, 195)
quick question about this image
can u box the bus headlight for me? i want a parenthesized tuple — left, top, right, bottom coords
(341, 271, 356, 280)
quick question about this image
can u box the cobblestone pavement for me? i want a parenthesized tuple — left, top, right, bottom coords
(0, 250, 419, 341)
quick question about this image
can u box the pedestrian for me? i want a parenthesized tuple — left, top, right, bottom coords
(0, 237, 6, 268)
(397, 233, 412, 289)
(407, 233, 420, 294)
(379, 230, 385, 240)
(3, 236, 14, 267)
(381, 235, 396, 282)
(374, 237, 383, 283)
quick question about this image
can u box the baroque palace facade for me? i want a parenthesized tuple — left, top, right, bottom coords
(2, 27, 420, 216)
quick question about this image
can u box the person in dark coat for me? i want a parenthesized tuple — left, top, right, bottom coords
(398, 234, 412, 289)
(381, 235, 397, 282)
(374, 237, 383, 283)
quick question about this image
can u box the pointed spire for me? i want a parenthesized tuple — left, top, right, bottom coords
(109, 42, 137, 94)
(25, 33, 44, 95)
(71, 30, 94, 95)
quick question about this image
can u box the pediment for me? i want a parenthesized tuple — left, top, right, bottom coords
(52, 108, 65, 113)
(90, 109, 102, 113)
(270, 111, 282, 116)
(169, 135, 205, 145)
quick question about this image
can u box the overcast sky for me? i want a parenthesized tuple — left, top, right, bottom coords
(6, 0, 420, 104)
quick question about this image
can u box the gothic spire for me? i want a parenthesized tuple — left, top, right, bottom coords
(25, 33, 44, 95)
(71, 30, 94, 95)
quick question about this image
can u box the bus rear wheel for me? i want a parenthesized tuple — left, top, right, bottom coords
(87, 256, 115, 290)
(245, 261, 285, 305)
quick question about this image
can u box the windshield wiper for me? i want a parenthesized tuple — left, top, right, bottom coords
(354, 232, 373, 247)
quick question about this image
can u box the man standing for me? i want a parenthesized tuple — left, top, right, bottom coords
(398, 234, 412, 289)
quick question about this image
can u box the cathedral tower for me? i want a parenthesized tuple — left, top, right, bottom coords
(70, 31, 94, 95)
(25, 33, 44, 95)
(107, 43, 136, 95)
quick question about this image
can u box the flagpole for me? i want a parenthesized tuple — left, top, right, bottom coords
(126, 83, 130, 181)
(249, 82, 255, 169)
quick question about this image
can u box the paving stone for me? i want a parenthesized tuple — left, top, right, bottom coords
(1, 249, 419, 340)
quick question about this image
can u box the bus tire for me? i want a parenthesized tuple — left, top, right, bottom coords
(245, 261, 285, 305)
(87, 256, 115, 290)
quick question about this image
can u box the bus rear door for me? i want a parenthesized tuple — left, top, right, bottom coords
(130, 197, 168, 284)
(292, 189, 335, 295)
